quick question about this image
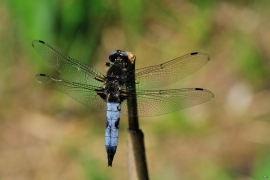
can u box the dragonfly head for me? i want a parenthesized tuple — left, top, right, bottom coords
(107, 50, 128, 68)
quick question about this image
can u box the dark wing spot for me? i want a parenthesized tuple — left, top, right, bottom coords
(195, 88, 204, 91)
(191, 52, 198, 55)
(39, 40, 45, 44)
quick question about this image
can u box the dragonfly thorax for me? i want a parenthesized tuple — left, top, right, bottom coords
(104, 64, 126, 103)
(104, 79, 122, 102)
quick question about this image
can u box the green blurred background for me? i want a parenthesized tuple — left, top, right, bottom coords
(0, 0, 270, 179)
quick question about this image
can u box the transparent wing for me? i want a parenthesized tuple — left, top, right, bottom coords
(133, 52, 210, 89)
(36, 74, 107, 111)
(121, 88, 214, 117)
(32, 40, 105, 87)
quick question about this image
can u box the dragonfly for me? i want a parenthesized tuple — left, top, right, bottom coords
(32, 40, 214, 167)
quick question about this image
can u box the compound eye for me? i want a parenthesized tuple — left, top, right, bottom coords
(109, 52, 117, 62)
(109, 50, 129, 63)
(121, 52, 128, 57)
(119, 52, 128, 62)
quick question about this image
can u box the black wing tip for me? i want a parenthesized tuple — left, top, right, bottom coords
(191, 52, 198, 55)
(190, 52, 211, 61)
(195, 88, 214, 99)
(195, 88, 203, 91)
(32, 40, 45, 47)
(35, 74, 52, 81)
(35, 73, 47, 77)
(38, 40, 45, 43)
(32, 40, 44, 43)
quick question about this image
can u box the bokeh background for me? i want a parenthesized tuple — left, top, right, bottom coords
(0, 0, 270, 179)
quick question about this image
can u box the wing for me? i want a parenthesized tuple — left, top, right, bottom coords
(121, 88, 214, 117)
(133, 52, 210, 89)
(36, 74, 107, 111)
(32, 40, 105, 87)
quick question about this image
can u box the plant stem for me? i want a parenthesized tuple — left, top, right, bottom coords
(126, 52, 149, 180)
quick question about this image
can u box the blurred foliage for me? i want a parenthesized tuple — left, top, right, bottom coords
(0, 0, 270, 179)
